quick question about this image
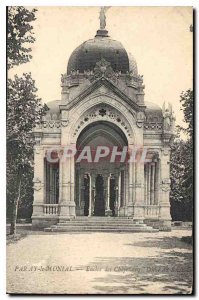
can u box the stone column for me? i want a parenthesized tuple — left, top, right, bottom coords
(105, 174, 112, 216)
(115, 171, 121, 217)
(92, 173, 96, 215)
(150, 163, 155, 205)
(49, 164, 54, 204)
(88, 173, 92, 217)
(79, 170, 85, 215)
(124, 167, 129, 216)
(147, 163, 151, 205)
(144, 164, 147, 204)
(128, 145, 135, 216)
(128, 162, 134, 204)
(74, 167, 80, 215)
(59, 155, 76, 220)
(59, 157, 63, 204)
(118, 172, 121, 216)
(134, 159, 145, 223)
(159, 149, 172, 231)
(107, 174, 110, 210)
(32, 145, 45, 228)
(91, 172, 96, 216)
(154, 159, 160, 205)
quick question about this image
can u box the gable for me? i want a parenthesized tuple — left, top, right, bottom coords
(61, 77, 144, 113)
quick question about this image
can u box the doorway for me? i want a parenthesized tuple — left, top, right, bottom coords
(94, 174, 105, 216)
(83, 174, 90, 216)
(110, 175, 116, 216)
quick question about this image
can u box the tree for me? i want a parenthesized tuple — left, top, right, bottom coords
(7, 74, 47, 234)
(7, 7, 47, 235)
(7, 6, 37, 69)
(170, 89, 193, 221)
(179, 89, 193, 139)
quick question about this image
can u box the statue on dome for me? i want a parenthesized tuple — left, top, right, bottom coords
(99, 7, 106, 29)
(99, 6, 110, 30)
(162, 101, 172, 131)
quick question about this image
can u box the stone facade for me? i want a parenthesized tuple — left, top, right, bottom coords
(32, 27, 175, 231)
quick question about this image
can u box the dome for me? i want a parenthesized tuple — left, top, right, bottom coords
(145, 101, 162, 111)
(128, 53, 138, 76)
(145, 101, 163, 120)
(67, 31, 130, 74)
(44, 100, 61, 120)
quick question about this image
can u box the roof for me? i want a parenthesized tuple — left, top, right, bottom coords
(67, 35, 130, 74)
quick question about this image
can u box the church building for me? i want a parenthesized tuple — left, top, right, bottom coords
(32, 10, 175, 231)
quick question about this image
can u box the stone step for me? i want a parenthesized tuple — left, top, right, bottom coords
(58, 220, 133, 224)
(58, 220, 139, 224)
(44, 226, 157, 233)
(52, 223, 147, 228)
(44, 216, 158, 233)
(59, 218, 133, 223)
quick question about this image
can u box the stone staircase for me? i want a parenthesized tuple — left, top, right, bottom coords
(44, 217, 158, 233)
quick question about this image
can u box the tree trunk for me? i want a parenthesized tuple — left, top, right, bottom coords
(10, 176, 22, 235)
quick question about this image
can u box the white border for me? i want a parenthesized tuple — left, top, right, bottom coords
(0, 1, 197, 299)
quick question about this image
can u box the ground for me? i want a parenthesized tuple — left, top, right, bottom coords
(6, 227, 193, 294)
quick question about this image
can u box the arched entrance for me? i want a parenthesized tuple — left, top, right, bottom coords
(75, 121, 128, 217)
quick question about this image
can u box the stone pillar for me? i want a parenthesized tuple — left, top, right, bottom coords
(150, 163, 155, 205)
(49, 164, 54, 204)
(79, 170, 85, 215)
(91, 172, 96, 216)
(59, 155, 76, 220)
(92, 173, 96, 215)
(88, 173, 92, 217)
(128, 145, 135, 216)
(105, 174, 112, 216)
(154, 159, 160, 205)
(74, 166, 80, 216)
(147, 163, 151, 205)
(134, 159, 145, 223)
(159, 149, 172, 231)
(118, 172, 121, 216)
(59, 158, 62, 204)
(107, 174, 110, 210)
(32, 145, 45, 228)
(32, 146, 44, 211)
(144, 164, 147, 204)
(124, 167, 129, 216)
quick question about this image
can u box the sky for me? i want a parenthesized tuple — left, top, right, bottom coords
(9, 6, 193, 128)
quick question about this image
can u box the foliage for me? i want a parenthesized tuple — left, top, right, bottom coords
(7, 7, 48, 233)
(178, 89, 193, 139)
(7, 6, 37, 69)
(7, 74, 47, 223)
(170, 90, 193, 221)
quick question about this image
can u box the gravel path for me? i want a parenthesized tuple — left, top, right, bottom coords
(6, 229, 193, 294)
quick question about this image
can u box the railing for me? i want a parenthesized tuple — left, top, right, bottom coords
(145, 205, 160, 218)
(43, 204, 59, 215)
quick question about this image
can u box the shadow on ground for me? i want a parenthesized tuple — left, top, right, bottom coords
(126, 235, 192, 250)
(77, 235, 193, 294)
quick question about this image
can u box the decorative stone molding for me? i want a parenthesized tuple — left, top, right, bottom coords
(61, 120, 69, 127)
(136, 111, 146, 128)
(33, 177, 42, 191)
(144, 122, 162, 130)
(35, 136, 42, 146)
(92, 58, 118, 82)
(72, 104, 133, 138)
(61, 58, 145, 92)
(162, 148, 170, 156)
(34, 146, 43, 154)
(42, 120, 68, 129)
(160, 178, 171, 192)
(62, 111, 68, 119)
